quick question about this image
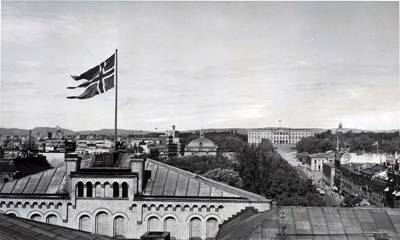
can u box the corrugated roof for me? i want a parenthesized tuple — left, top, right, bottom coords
(0, 214, 115, 240)
(215, 207, 277, 240)
(142, 159, 268, 201)
(216, 207, 400, 239)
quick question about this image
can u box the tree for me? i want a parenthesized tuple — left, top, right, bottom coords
(203, 168, 243, 188)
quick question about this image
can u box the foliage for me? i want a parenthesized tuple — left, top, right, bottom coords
(203, 168, 243, 188)
(161, 137, 326, 207)
(296, 130, 400, 154)
(162, 155, 237, 175)
(238, 140, 325, 206)
(296, 152, 309, 164)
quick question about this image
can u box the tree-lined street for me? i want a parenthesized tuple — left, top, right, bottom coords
(276, 144, 339, 207)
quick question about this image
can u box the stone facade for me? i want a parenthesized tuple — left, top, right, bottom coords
(0, 153, 270, 239)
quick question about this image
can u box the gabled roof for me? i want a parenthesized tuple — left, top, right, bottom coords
(0, 214, 115, 240)
(142, 159, 268, 201)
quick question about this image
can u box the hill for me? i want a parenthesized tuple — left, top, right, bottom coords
(77, 129, 153, 135)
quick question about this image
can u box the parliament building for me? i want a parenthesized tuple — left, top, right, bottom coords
(0, 152, 270, 239)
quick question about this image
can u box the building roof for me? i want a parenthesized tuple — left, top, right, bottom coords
(0, 158, 92, 196)
(0, 214, 115, 240)
(216, 207, 400, 239)
(215, 207, 278, 240)
(0, 153, 267, 202)
(0, 157, 51, 175)
(309, 152, 335, 158)
(186, 137, 217, 148)
(323, 161, 335, 167)
(142, 159, 267, 201)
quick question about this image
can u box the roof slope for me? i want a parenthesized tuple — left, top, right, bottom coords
(0, 158, 92, 196)
(215, 207, 278, 240)
(217, 207, 400, 239)
(0, 214, 115, 240)
(0, 153, 267, 202)
(142, 159, 268, 201)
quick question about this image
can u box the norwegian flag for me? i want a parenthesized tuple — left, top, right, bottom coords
(67, 53, 115, 99)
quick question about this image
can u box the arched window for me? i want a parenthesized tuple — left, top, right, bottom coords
(113, 183, 119, 198)
(79, 215, 91, 231)
(114, 216, 126, 237)
(86, 182, 93, 198)
(190, 217, 202, 239)
(96, 212, 108, 236)
(147, 216, 159, 231)
(95, 183, 102, 197)
(164, 217, 177, 238)
(122, 182, 128, 198)
(77, 182, 84, 197)
(46, 214, 58, 225)
(104, 183, 111, 198)
(30, 214, 42, 222)
(207, 218, 219, 239)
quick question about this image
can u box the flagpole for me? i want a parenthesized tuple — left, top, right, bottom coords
(114, 49, 118, 152)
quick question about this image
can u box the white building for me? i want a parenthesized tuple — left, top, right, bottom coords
(248, 129, 314, 145)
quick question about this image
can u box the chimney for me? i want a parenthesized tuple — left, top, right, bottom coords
(65, 153, 81, 194)
(130, 156, 146, 194)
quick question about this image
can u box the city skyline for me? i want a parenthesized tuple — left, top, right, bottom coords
(1, 1, 399, 132)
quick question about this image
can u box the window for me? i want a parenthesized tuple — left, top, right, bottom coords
(190, 217, 202, 239)
(164, 217, 177, 238)
(113, 183, 119, 197)
(46, 214, 58, 225)
(122, 182, 128, 198)
(96, 212, 108, 235)
(148, 217, 160, 231)
(30, 214, 42, 222)
(207, 218, 219, 239)
(87, 182, 93, 197)
(77, 182, 84, 197)
(114, 216, 126, 237)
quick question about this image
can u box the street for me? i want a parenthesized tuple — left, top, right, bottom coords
(276, 144, 339, 207)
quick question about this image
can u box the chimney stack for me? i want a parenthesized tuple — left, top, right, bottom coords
(65, 153, 81, 194)
(130, 155, 146, 195)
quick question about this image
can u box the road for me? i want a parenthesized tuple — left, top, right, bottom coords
(276, 145, 339, 207)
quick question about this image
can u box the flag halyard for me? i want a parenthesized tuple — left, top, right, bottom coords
(67, 54, 115, 99)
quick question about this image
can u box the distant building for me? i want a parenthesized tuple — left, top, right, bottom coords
(247, 129, 314, 145)
(157, 126, 186, 158)
(307, 152, 335, 172)
(184, 131, 218, 156)
(322, 161, 335, 186)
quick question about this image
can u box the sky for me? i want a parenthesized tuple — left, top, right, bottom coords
(1, 1, 399, 132)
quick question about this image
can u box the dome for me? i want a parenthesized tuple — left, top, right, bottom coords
(187, 137, 216, 148)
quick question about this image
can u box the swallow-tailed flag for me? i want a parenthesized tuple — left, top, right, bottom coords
(67, 54, 115, 99)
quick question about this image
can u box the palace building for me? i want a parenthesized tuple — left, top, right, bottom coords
(0, 152, 270, 239)
(247, 129, 314, 145)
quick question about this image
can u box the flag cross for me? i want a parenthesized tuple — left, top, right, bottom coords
(67, 53, 115, 99)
